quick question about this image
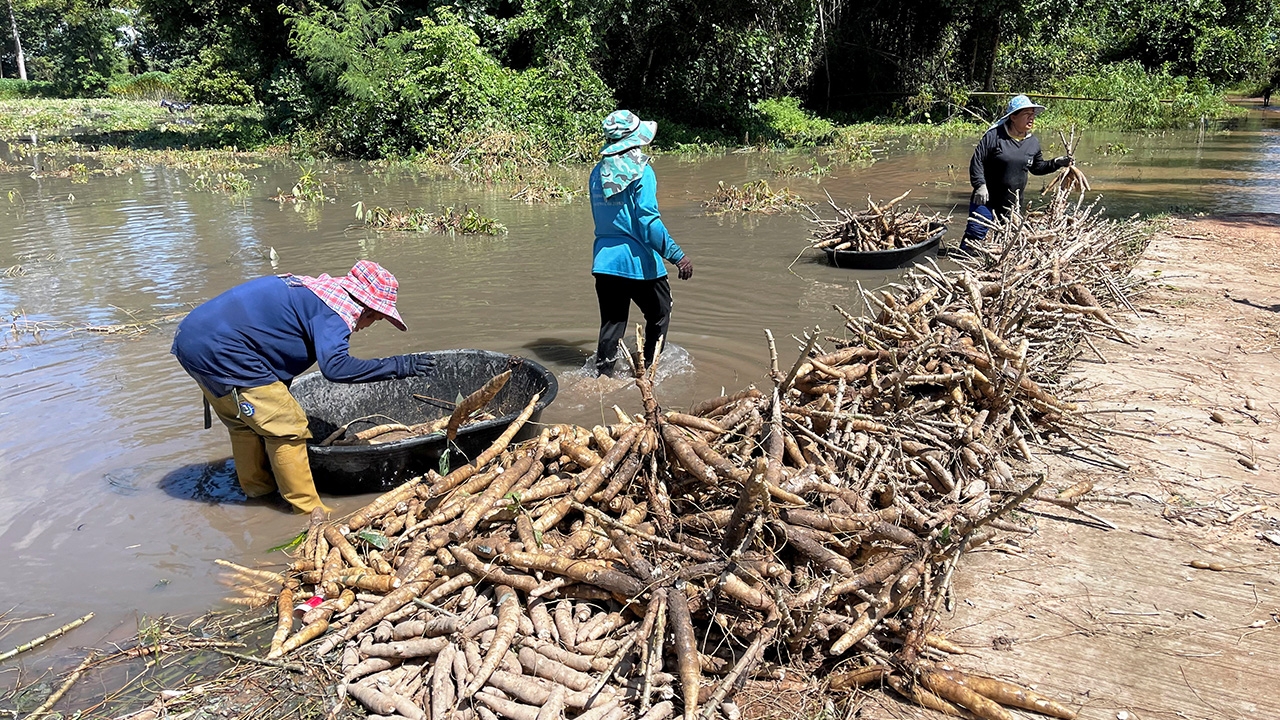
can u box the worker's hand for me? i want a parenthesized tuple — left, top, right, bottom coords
(972, 184, 989, 206)
(675, 256, 694, 280)
(400, 353, 437, 380)
(1053, 156, 1073, 168)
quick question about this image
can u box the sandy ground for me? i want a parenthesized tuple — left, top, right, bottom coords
(823, 214, 1280, 720)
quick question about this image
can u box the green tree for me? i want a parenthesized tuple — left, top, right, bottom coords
(135, 0, 294, 103)
(2, 0, 126, 94)
(6, 0, 27, 79)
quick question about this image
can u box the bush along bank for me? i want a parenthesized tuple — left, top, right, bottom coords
(0, 62, 1243, 180)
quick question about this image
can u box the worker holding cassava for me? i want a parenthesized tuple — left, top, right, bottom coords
(962, 94, 1073, 248)
(589, 110, 694, 377)
(171, 260, 435, 514)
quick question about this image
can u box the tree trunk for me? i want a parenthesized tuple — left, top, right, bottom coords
(7, 0, 26, 81)
(982, 24, 1000, 92)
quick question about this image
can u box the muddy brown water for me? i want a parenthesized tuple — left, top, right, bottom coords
(1, 109, 1278, 669)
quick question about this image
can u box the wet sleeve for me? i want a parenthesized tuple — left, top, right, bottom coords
(1029, 138, 1055, 175)
(632, 167, 685, 263)
(969, 134, 992, 189)
(311, 312, 404, 383)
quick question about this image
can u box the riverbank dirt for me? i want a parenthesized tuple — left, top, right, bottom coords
(839, 213, 1280, 719)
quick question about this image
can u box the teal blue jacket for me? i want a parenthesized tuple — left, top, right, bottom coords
(589, 163, 685, 280)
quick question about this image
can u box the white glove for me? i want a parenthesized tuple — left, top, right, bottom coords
(972, 184, 989, 205)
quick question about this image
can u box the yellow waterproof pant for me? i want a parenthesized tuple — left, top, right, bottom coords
(201, 381, 332, 514)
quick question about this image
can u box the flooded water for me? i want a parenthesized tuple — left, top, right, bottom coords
(1, 109, 1278, 662)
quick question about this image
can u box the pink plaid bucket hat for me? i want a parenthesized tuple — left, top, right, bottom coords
(340, 260, 407, 331)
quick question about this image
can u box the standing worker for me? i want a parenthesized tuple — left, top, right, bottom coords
(589, 110, 694, 377)
(962, 94, 1073, 248)
(171, 260, 436, 513)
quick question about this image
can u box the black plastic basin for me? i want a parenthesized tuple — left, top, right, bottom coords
(292, 349, 558, 494)
(822, 222, 947, 270)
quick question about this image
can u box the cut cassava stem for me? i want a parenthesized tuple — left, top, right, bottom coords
(447, 370, 511, 442)
(429, 392, 541, 497)
(24, 651, 96, 720)
(0, 612, 94, 663)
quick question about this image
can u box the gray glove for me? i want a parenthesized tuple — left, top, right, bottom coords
(399, 353, 437, 380)
(675, 256, 694, 280)
(1053, 156, 1073, 169)
(972, 184, 989, 206)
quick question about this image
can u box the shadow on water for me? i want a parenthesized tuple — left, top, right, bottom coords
(157, 458, 292, 513)
(519, 337, 596, 368)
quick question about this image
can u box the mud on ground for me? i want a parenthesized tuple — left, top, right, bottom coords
(833, 214, 1280, 720)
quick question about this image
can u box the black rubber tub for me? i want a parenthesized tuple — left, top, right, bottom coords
(822, 222, 947, 270)
(292, 349, 558, 494)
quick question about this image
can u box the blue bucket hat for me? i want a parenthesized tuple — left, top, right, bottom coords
(601, 110, 657, 156)
(991, 94, 1047, 130)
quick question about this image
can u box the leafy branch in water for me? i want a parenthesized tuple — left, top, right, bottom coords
(270, 169, 332, 204)
(702, 179, 813, 215)
(354, 202, 507, 235)
(509, 176, 579, 204)
(192, 171, 254, 195)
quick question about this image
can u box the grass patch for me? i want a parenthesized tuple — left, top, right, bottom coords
(0, 79, 58, 100)
(270, 169, 333, 205)
(509, 176, 579, 204)
(192, 171, 256, 196)
(749, 96, 836, 147)
(1, 143, 278, 173)
(770, 161, 833, 180)
(702, 180, 813, 215)
(28, 160, 137, 181)
(1096, 142, 1132, 156)
(354, 202, 507, 235)
(0, 98, 269, 150)
(1049, 63, 1240, 129)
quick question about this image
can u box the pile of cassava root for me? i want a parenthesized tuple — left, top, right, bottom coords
(219, 192, 1145, 720)
(809, 191, 947, 252)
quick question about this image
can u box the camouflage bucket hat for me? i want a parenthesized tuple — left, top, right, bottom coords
(601, 110, 656, 156)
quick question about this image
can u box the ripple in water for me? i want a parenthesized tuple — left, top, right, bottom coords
(553, 344, 695, 416)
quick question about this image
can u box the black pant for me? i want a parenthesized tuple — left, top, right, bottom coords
(594, 274, 672, 375)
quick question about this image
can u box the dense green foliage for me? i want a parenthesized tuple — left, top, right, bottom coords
(1050, 63, 1235, 128)
(107, 70, 174, 100)
(3, 0, 129, 95)
(282, 6, 611, 158)
(1, 0, 1276, 154)
(0, 77, 56, 98)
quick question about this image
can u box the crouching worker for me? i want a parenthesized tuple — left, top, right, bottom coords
(171, 260, 435, 513)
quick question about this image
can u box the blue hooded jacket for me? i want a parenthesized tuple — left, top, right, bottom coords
(589, 164, 684, 279)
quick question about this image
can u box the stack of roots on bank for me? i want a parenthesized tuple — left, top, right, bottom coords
(211, 194, 1147, 720)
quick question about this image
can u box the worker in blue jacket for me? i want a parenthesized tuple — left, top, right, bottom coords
(172, 260, 434, 513)
(589, 110, 694, 377)
(963, 94, 1072, 247)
